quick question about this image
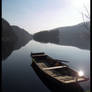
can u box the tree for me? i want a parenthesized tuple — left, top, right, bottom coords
(81, 4, 90, 31)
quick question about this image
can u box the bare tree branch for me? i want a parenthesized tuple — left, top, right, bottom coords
(81, 4, 90, 31)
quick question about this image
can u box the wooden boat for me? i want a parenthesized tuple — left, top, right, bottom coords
(31, 52, 88, 84)
(31, 63, 84, 92)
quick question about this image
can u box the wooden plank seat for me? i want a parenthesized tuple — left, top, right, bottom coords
(60, 77, 85, 83)
(43, 65, 67, 70)
(63, 78, 85, 83)
(32, 54, 47, 57)
(54, 76, 73, 80)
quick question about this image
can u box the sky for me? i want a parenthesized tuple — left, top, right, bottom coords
(2, 0, 90, 34)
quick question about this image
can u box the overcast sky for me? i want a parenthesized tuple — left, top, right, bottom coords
(2, 0, 90, 34)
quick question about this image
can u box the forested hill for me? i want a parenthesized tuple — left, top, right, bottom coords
(33, 22, 90, 50)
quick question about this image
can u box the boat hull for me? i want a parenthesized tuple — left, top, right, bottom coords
(31, 61, 84, 92)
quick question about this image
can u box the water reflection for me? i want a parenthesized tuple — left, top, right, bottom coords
(2, 40, 90, 92)
(31, 63, 84, 92)
(1, 39, 32, 61)
(2, 41, 15, 60)
(33, 36, 90, 50)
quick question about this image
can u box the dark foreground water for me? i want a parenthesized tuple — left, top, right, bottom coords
(2, 40, 90, 92)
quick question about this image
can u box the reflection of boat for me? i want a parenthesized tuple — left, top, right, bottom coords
(31, 52, 88, 84)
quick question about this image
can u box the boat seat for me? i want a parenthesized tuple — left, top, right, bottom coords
(60, 77, 85, 83)
(43, 65, 67, 70)
(32, 54, 47, 57)
(55, 76, 72, 79)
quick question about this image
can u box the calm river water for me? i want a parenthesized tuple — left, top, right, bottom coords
(2, 40, 90, 92)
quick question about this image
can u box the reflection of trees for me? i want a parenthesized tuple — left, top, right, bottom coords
(2, 41, 16, 60)
(2, 37, 32, 61)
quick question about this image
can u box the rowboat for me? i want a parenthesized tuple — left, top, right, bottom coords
(31, 52, 88, 85)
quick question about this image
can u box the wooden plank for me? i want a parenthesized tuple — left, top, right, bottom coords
(32, 54, 46, 57)
(45, 70, 57, 76)
(60, 77, 85, 83)
(37, 62, 47, 68)
(43, 66, 67, 70)
(55, 76, 73, 80)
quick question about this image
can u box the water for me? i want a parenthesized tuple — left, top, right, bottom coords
(2, 40, 90, 92)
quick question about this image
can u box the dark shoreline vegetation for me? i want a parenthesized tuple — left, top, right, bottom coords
(2, 18, 32, 60)
(33, 30, 59, 44)
(33, 22, 90, 50)
(2, 18, 90, 60)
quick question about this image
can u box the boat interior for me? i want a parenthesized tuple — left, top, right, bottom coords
(32, 53, 88, 83)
